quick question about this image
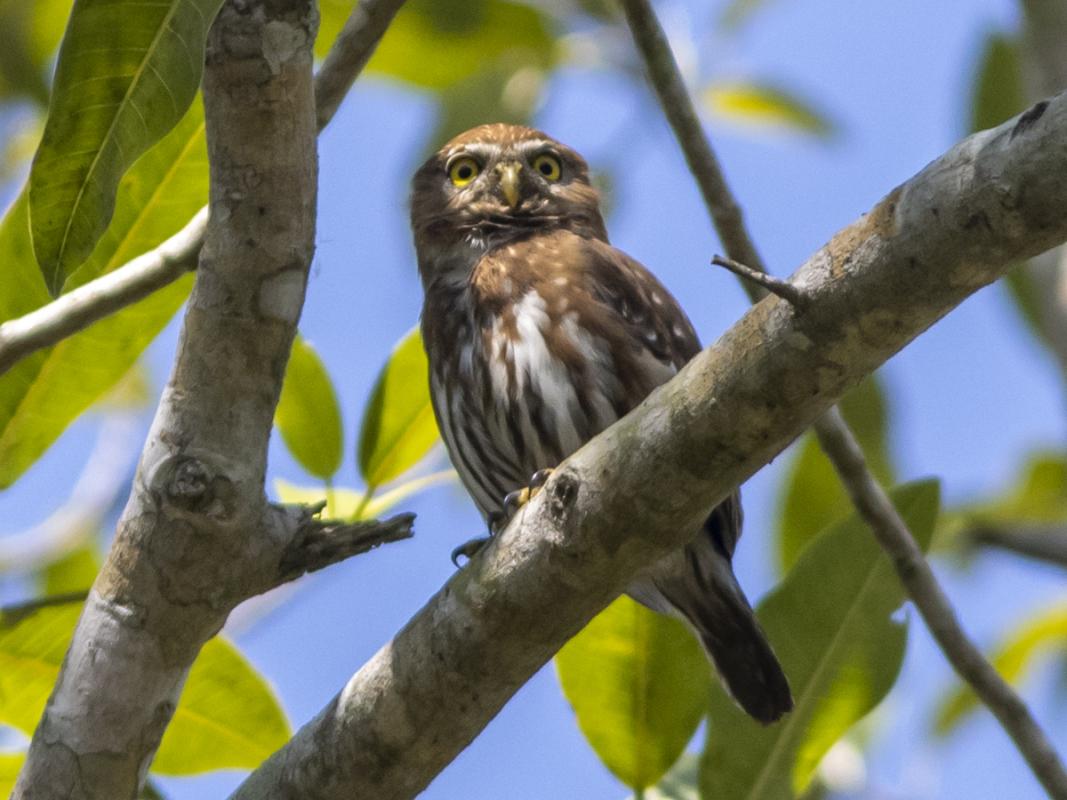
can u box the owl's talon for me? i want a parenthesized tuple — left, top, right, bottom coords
(529, 468, 554, 490)
(451, 536, 490, 567)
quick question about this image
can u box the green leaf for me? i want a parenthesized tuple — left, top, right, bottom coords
(357, 328, 440, 491)
(934, 605, 1067, 736)
(717, 0, 776, 30)
(276, 336, 344, 481)
(28, 0, 223, 292)
(274, 471, 455, 521)
(0, 597, 289, 774)
(702, 81, 837, 139)
(968, 33, 1024, 135)
(776, 375, 894, 573)
(39, 543, 101, 595)
(937, 452, 1067, 545)
(365, 0, 553, 89)
(432, 63, 545, 148)
(0, 0, 73, 104)
(701, 480, 940, 800)
(0, 751, 25, 797)
(627, 752, 700, 800)
(556, 596, 710, 791)
(154, 636, 290, 774)
(0, 100, 206, 489)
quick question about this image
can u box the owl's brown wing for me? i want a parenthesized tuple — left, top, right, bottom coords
(553, 235, 741, 560)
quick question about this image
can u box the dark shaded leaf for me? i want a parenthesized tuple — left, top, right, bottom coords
(776, 375, 893, 573)
(702, 481, 940, 800)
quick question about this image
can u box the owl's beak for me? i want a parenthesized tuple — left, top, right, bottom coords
(494, 161, 523, 210)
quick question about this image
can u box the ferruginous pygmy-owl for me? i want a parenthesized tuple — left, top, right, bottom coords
(412, 123, 793, 723)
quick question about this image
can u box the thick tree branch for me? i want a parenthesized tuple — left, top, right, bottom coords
(231, 88, 1067, 799)
(13, 2, 324, 797)
(0, 0, 406, 377)
(618, 1, 1067, 795)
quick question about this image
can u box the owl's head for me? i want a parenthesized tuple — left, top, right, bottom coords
(411, 124, 607, 262)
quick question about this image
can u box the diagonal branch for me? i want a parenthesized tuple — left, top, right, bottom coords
(0, 0, 407, 377)
(617, 0, 1067, 796)
(230, 87, 1067, 800)
(966, 524, 1067, 569)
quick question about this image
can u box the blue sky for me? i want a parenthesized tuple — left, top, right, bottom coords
(5, 0, 1067, 797)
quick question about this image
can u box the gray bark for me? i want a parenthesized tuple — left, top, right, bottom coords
(13, 2, 322, 796)
(231, 92, 1067, 800)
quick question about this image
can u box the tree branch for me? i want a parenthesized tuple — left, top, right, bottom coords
(966, 524, 1067, 569)
(230, 88, 1067, 799)
(617, 1, 1067, 795)
(0, 0, 407, 377)
(13, 2, 325, 796)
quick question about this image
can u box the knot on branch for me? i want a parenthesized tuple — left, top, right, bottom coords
(275, 507, 416, 586)
(152, 455, 237, 520)
(548, 469, 579, 525)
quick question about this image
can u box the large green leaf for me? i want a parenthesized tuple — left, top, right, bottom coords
(276, 336, 344, 481)
(364, 0, 553, 89)
(701, 480, 940, 800)
(0, 752, 24, 797)
(0, 101, 206, 489)
(776, 375, 894, 573)
(28, 0, 223, 292)
(703, 81, 837, 140)
(39, 543, 102, 595)
(935, 604, 1067, 736)
(556, 596, 710, 791)
(357, 328, 440, 491)
(0, 597, 289, 774)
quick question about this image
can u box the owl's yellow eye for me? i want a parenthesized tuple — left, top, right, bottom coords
(448, 157, 480, 187)
(532, 153, 562, 181)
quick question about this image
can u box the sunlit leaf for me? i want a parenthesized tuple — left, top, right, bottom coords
(557, 596, 710, 791)
(365, 0, 553, 89)
(358, 328, 440, 491)
(0, 597, 289, 774)
(0, 751, 24, 797)
(154, 637, 290, 773)
(702, 481, 940, 800)
(0, 101, 206, 489)
(935, 604, 1067, 736)
(777, 375, 893, 573)
(276, 336, 344, 481)
(29, 0, 223, 292)
(703, 81, 836, 139)
(274, 471, 454, 521)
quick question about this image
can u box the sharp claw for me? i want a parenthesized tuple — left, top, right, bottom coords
(529, 468, 554, 489)
(451, 536, 490, 567)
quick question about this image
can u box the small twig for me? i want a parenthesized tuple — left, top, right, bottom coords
(277, 511, 415, 584)
(619, 0, 1067, 795)
(0, 0, 407, 376)
(967, 524, 1067, 570)
(711, 255, 810, 308)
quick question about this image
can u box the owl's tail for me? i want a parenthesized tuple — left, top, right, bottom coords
(682, 554, 794, 724)
(627, 523, 793, 725)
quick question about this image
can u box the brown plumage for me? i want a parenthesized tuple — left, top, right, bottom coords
(411, 123, 793, 723)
